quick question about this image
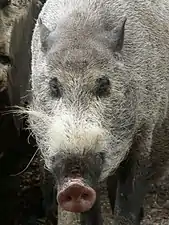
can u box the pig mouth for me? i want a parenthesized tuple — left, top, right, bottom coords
(57, 179, 96, 213)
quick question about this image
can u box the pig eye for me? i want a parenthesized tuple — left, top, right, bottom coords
(49, 77, 62, 98)
(95, 76, 110, 97)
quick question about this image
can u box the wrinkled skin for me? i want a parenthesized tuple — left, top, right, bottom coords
(29, 0, 169, 224)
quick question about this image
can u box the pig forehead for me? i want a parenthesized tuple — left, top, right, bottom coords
(46, 53, 112, 87)
(47, 43, 112, 74)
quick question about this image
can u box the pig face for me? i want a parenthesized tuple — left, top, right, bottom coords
(29, 16, 136, 212)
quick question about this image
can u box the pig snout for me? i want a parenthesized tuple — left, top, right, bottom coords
(57, 180, 96, 213)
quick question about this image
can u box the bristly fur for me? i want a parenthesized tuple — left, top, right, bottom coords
(28, 0, 169, 181)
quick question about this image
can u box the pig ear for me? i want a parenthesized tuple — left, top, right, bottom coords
(111, 17, 127, 52)
(38, 17, 52, 52)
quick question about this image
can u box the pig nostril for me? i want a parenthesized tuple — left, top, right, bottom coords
(67, 196, 72, 201)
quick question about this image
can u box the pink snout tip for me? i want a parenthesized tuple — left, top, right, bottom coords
(57, 180, 96, 213)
